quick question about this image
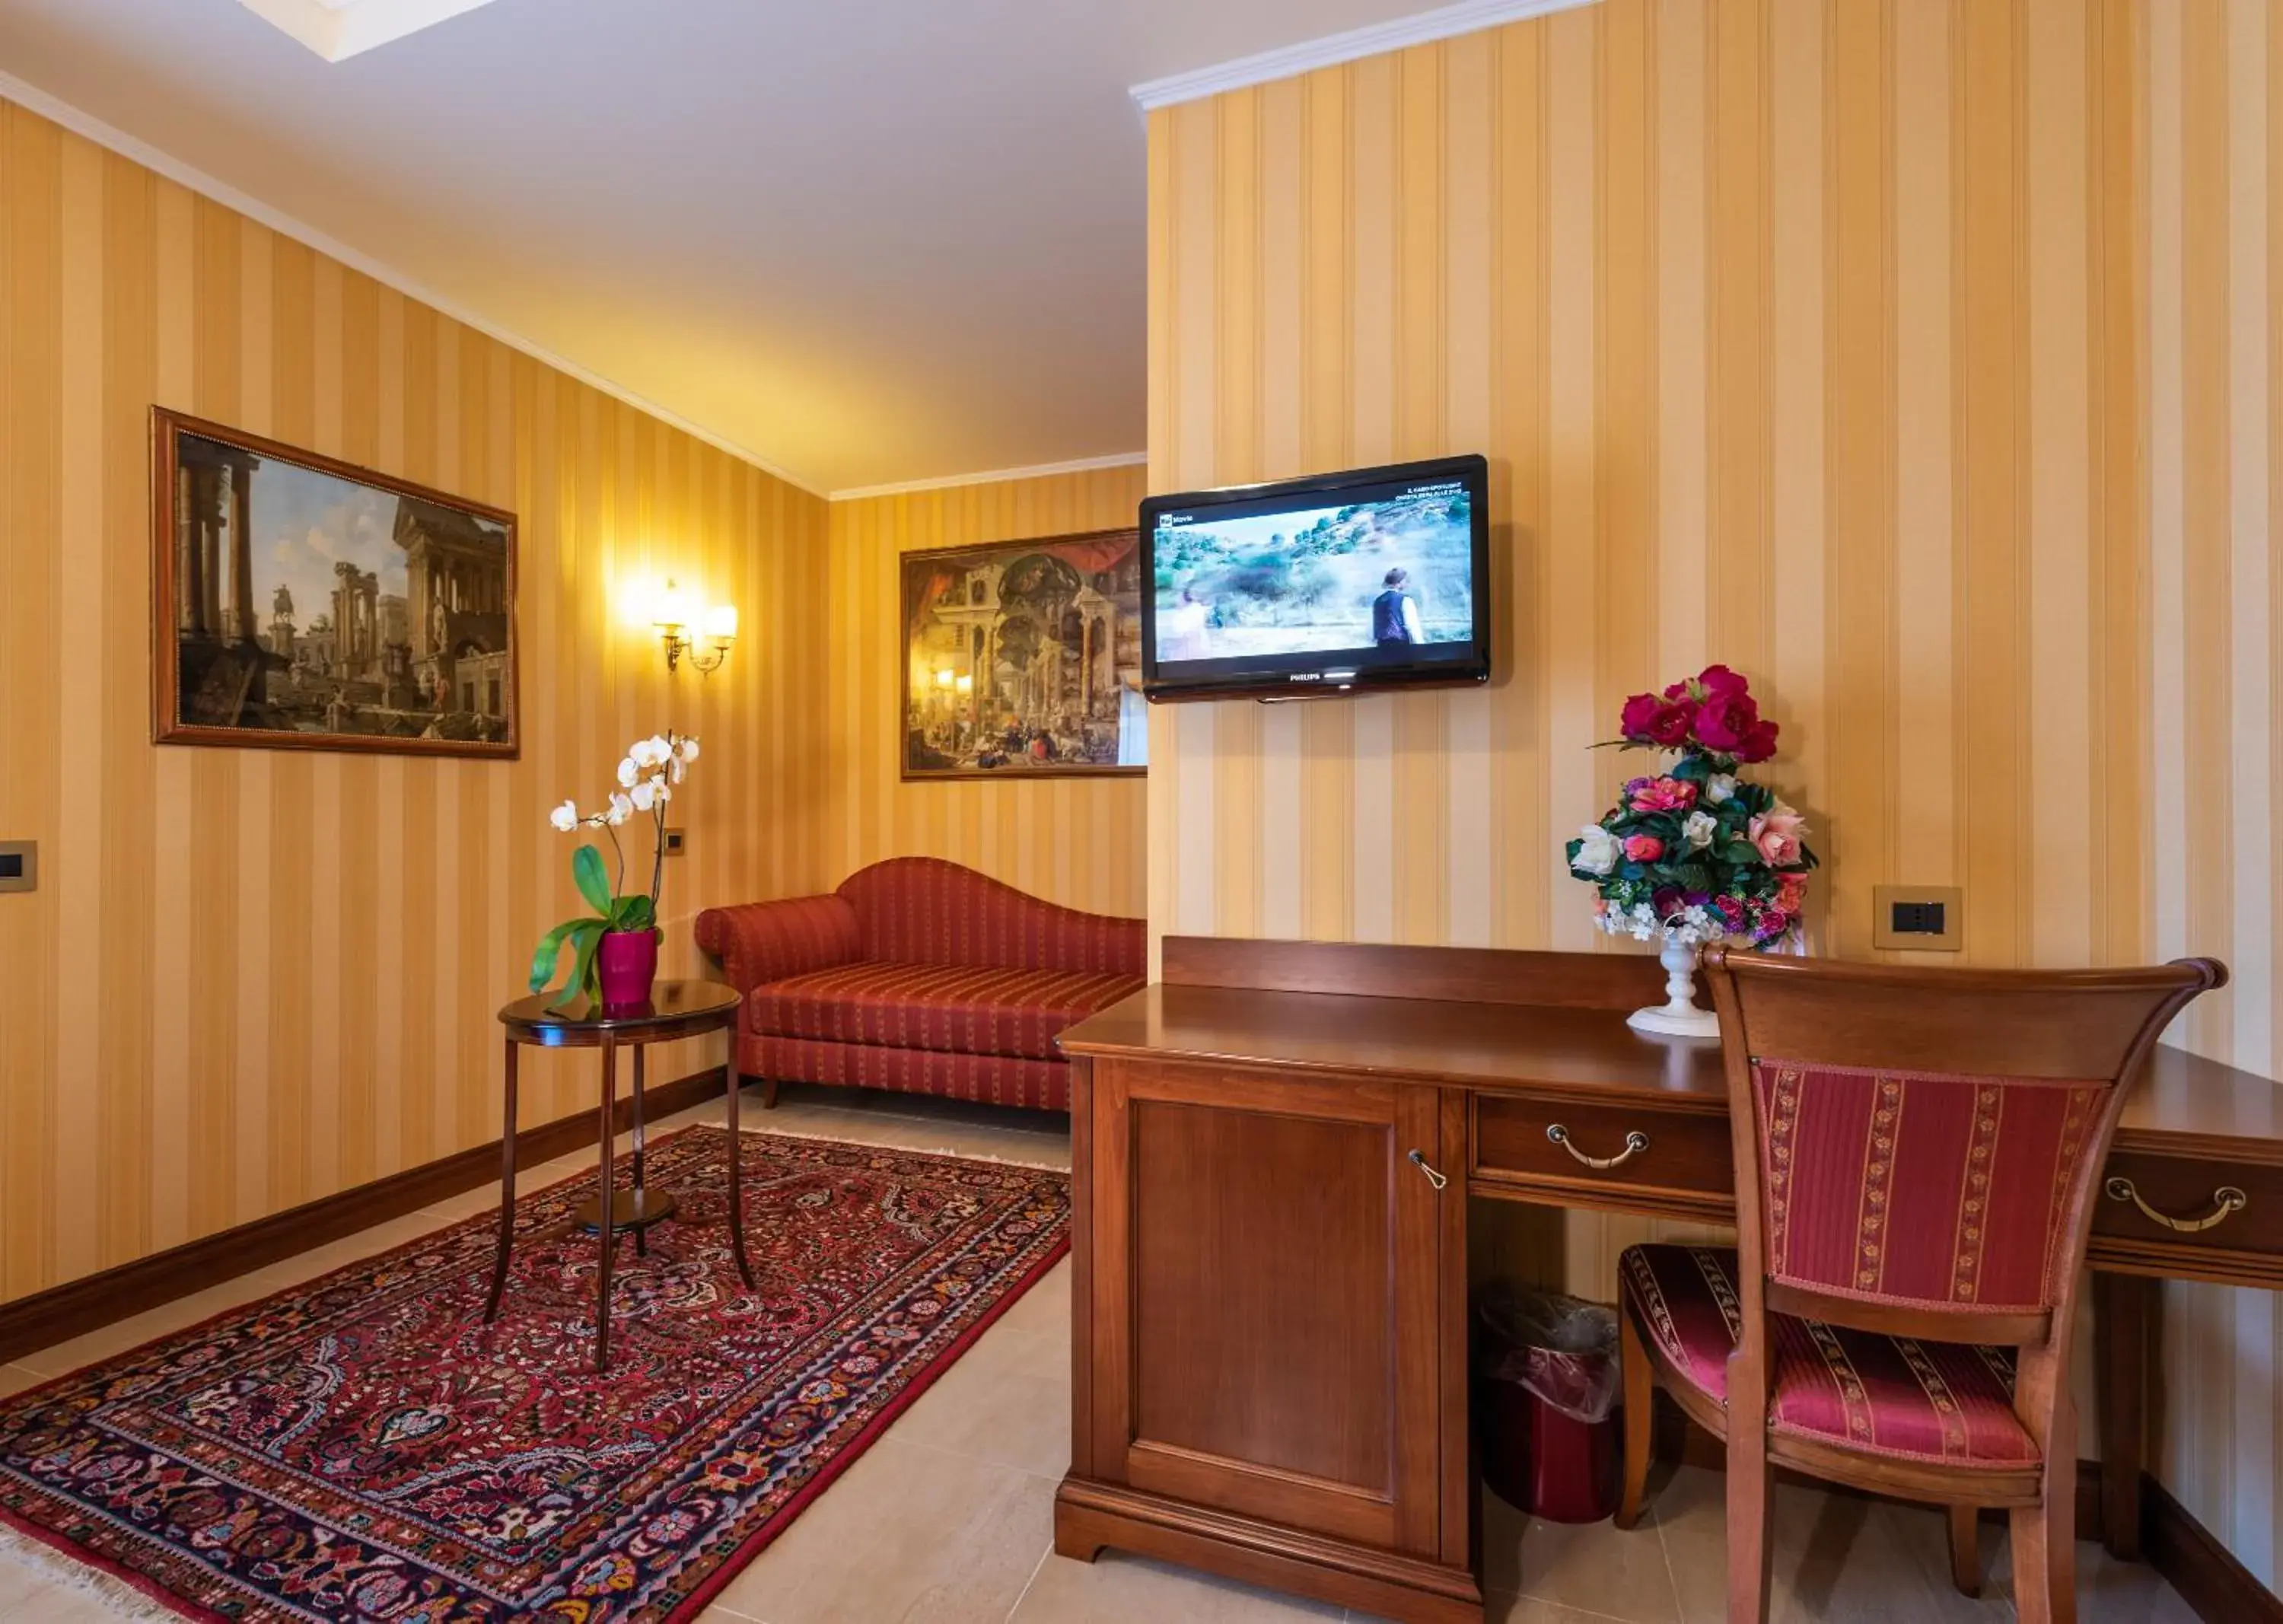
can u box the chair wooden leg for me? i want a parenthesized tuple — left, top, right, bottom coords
(1946, 1505, 1981, 1597)
(2010, 1502, 2068, 1624)
(1615, 1305, 1656, 1531)
(759, 1076, 779, 1110)
(1724, 1408, 1773, 1623)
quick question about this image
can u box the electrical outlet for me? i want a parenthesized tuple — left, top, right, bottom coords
(663, 828, 686, 858)
(0, 841, 34, 893)
(1872, 884, 1963, 951)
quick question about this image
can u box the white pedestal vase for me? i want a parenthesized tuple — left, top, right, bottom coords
(1625, 934, 1721, 1038)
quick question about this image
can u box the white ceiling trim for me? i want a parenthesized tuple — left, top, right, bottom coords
(0, 67, 824, 496)
(235, 0, 508, 62)
(1130, 0, 1600, 110)
(829, 451, 1148, 505)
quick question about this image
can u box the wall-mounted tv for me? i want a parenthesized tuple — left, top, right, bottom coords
(1140, 454, 1492, 702)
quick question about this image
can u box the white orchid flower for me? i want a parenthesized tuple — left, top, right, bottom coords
(645, 734, 671, 766)
(677, 737, 699, 763)
(607, 791, 634, 826)
(548, 799, 579, 833)
(669, 753, 686, 784)
(630, 779, 658, 812)
(617, 756, 639, 788)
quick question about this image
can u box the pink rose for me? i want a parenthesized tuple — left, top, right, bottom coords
(1696, 664, 1751, 698)
(1623, 834, 1664, 863)
(1748, 808, 1805, 868)
(1629, 777, 1699, 814)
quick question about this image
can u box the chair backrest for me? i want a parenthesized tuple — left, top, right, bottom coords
(834, 855, 1146, 975)
(1701, 951, 2224, 1349)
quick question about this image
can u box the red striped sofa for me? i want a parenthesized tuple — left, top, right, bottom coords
(694, 857, 1146, 1113)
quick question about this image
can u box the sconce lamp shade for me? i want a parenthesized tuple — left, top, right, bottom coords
(652, 580, 695, 634)
(704, 603, 739, 645)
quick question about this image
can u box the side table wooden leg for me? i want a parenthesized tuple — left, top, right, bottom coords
(483, 1038, 520, 1323)
(631, 1044, 648, 1259)
(596, 1033, 618, 1373)
(2094, 1270, 2154, 1560)
(726, 1063, 757, 1289)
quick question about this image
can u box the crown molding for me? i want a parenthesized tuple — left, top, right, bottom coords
(0, 68, 825, 497)
(1130, 0, 1600, 111)
(830, 451, 1147, 505)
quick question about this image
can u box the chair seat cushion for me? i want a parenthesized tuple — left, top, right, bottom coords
(749, 961, 1145, 1062)
(1620, 1244, 2036, 1468)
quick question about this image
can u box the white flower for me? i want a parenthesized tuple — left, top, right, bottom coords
(1683, 810, 1717, 852)
(654, 779, 673, 803)
(1705, 772, 1737, 804)
(1571, 825, 1621, 877)
(617, 756, 638, 788)
(638, 734, 671, 767)
(548, 799, 579, 833)
(677, 737, 700, 763)
(669, 753, 686, 784)
(607, 791, 634, 826)
(630, 779, 658, 812)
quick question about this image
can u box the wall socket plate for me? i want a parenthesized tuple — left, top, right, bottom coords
(1872, 884, 1963, 951)
(663, 828, 686, 858)
(0, 841, 35, 893)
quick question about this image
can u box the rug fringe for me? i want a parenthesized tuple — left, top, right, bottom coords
(0, 1519, 185, 1621)
(725, 1122, 1068, 1174)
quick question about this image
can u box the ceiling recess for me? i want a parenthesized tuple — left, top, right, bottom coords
(234, 0, 505, 62)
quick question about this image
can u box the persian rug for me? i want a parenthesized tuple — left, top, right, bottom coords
(0, 1126, 1068, 1622)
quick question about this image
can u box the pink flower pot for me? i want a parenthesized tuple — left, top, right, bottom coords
(597, 928, 660, 1009)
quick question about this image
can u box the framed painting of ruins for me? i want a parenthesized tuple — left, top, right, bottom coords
(150, 408, 519, 759)
(900, 529, 1146, 780)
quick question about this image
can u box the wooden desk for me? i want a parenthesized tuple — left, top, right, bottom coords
(1052, 939, 2283, 1624)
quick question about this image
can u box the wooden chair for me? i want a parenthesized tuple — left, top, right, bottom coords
(1613, 949, 2225, 1624)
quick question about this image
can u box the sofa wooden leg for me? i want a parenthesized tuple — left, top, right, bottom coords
(759, 1077, 779, 1110)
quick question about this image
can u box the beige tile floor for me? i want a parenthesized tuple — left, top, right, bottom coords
(0, 1085, 2201, 1623)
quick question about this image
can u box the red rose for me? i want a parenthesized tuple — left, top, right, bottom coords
(1696, 664, 1750, 698)
(1691, 692, 1762, 753)
(1623, 834, 1664, 862)
(1619, 693, 1664, 739)
(1734, 718, 1779, 763)
(1645, 702, 1695, 747)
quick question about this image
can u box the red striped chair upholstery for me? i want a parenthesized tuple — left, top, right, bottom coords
(695, 858, 1145, 1113)
(1614, 951, 2224, 1624)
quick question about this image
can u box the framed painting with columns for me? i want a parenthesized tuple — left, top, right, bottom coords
(150, 408, 519, 759)
(899, 528, 1146, 780)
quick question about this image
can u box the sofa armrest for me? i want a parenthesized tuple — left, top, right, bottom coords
(694, 895, 862, 993)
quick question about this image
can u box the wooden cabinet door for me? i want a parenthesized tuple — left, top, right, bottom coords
(1084, 1059, 1452, 1556)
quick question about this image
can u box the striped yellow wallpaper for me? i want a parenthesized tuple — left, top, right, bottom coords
(0, 98, 835, 1307)
(1145, 0, 2281, 1589)
(825, 468, 1148, 918)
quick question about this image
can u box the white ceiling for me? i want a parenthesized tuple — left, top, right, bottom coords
(0, 0, 1459, 495)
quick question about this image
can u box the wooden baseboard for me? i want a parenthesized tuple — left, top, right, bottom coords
(0, 1066, 728, 1365)
(1656, 1400, 2280, 1623)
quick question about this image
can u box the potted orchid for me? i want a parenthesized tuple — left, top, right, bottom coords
(530, 731, 700, 1009)
(1565, 666, 1816, 1035)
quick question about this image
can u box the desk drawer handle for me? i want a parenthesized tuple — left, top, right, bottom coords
(2105, 1177, 2247, 1234)
(1407, 1149, 1449, 1192)
(1546, 1124, 1650, 1172)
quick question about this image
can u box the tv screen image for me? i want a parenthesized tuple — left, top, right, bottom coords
(1140, 455, 1491, 699)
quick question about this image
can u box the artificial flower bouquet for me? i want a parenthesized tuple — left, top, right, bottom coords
(530, 731, 700, 1007)
(1565, 665, 1817, 950)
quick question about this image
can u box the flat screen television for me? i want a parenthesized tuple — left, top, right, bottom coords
(1140, 454, 1492, 702)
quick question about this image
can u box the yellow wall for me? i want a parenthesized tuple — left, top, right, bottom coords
(826, 467, 1148, 918)
(0, 100, 834, 1305)
(1146, 0, 2282, 1588)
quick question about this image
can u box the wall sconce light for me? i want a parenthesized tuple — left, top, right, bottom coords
(654, 579, 737, 677)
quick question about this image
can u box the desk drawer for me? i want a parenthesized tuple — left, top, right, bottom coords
(2090, 1151, 2283, 1287)
(1471, 1095, 1733, 1221)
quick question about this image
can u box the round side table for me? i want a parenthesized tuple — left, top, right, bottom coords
(489, 979, 747, 1371)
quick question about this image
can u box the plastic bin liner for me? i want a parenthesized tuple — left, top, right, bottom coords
(1476, 1284, 1620, 1425)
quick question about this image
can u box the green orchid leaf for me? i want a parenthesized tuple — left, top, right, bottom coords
(530, 917, 594, 994)
(612, 894, 657, 933)
(555, 920, 605, 1009)
(572, 843, 613, 916)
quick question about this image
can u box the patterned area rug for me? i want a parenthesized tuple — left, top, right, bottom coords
(0, 1126, 1069, 1622)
